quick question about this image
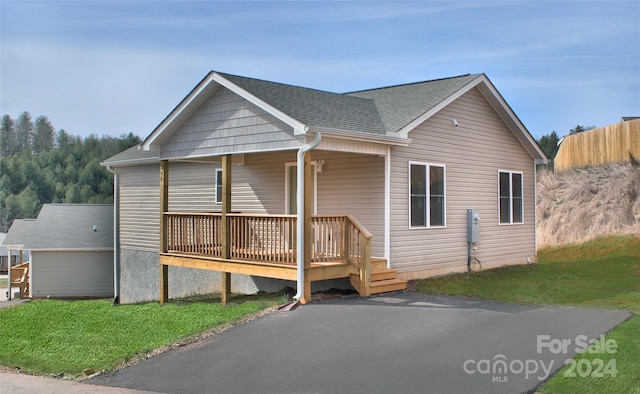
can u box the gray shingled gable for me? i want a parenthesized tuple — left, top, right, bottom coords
(2, 204, 113, 250)
(218, 72, 388, 135)
(346, 74, 481, 134)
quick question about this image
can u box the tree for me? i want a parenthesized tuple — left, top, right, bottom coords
(538, 131, 561, 170)
(33, 115, 55, 153)
(65, 184, 82, 203)
(118, 132, 142, 152)
(17, 185, 41, 218)
(55, 129, 72, 150)
(0, 111, 142, 230)
(569, 124, 595, 135)
(15, 111, 34, 154)
(569, 125, 584, 135)
(0, 115, 17, 156)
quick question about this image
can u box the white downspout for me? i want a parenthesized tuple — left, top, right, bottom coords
(533, 161, 538, 261)
(384, 146, 391, 267)
(106, 165, 120, 304)
(293, 131, 321, 301)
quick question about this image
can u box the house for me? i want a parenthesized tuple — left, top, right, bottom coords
(1, 204, 114, 298)
(102, 71, 547, 305)
(0, 232, 25, 274)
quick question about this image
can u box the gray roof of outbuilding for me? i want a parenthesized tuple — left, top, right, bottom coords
(2, 219, 37, 247)
(1, 204, 113, 250)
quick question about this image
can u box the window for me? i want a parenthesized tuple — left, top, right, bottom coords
(410, 163, 445, 228)
(215, 168, 223, 204)
(499, 171, 523, 224)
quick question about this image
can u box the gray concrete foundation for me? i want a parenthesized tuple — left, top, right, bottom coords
(119, 249, 352, 304)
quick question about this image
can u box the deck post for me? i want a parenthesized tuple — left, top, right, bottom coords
(221, 155, 232, 305)
(342, 217, 349, 264)
(221, 154, 232, 259)
(221, 272, 231, 306)
(360, 235, 371, 297)
(302, 152, 312, 303)
(160, 160, 169, 305)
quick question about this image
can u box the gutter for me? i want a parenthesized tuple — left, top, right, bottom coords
(293, 131, 321, 302)
(105, 165, 121, 305)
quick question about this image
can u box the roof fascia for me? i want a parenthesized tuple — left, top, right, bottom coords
(30, 248, 114, 252)
(309, 126, 410, 146)
(4, 244, 25, 249)
(474, 75, 548, 162)
(160, 146, 301, 161)
(99, 155, 159, 168)
(142, 72, 219, 151)
(142, 72, 309, 151)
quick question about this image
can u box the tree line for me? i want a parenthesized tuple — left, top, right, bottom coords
(0, 112, 141, 232)
(0, 110, 590, 232)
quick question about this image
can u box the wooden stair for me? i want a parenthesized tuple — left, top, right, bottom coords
(350, 258, 407, 296)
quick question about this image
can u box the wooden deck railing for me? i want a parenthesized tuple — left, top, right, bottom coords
(9, 262, 29, 299)
(163, 212, 371, 269)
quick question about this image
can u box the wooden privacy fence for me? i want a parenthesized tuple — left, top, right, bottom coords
(555, 119, 640, 172)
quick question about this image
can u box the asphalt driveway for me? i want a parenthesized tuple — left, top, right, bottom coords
(88, 293, 631, 394)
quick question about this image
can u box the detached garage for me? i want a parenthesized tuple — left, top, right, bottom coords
(2, 204, 114, 299)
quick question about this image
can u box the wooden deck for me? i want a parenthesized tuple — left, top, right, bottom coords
(160, 253, 352, 282)
(157, 156, 405, 305)
(160, 213, 384, 304)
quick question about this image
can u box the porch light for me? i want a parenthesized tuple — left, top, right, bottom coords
(317, 159, 325, 173)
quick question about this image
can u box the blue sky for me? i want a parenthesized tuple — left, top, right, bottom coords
(1, 1, 638, 140)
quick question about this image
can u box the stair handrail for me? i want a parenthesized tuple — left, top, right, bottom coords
(345, 214, 372, 296)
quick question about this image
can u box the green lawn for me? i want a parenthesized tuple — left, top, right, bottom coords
(0, 293, 285, 377)
(415, 235, 640, 394)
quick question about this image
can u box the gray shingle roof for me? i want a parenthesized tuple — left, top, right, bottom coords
(218, 72, 388, 134)
(101, 145, 159, 166)
(1, 204, 113, 250)
(124, 70, 546, 163)
(346, 74, 481, 133)
(2, 219, 37, 247)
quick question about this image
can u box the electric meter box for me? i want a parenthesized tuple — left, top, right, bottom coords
(467, 209, 480, 243)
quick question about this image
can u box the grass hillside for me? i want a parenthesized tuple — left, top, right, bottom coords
(537, 162, 640, 247)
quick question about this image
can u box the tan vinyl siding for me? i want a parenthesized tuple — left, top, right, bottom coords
(119, 165, 160, 251)
(168, 162, 217, 212)
(30, 251, 114, 298)
(390, 87, 536, 272)
(232, 151, 296, 214)
(118, 151, 385, 256)
(313, 151, 385, 257)
(119, 155, 292, 251)
(161, 87, 303, 159)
